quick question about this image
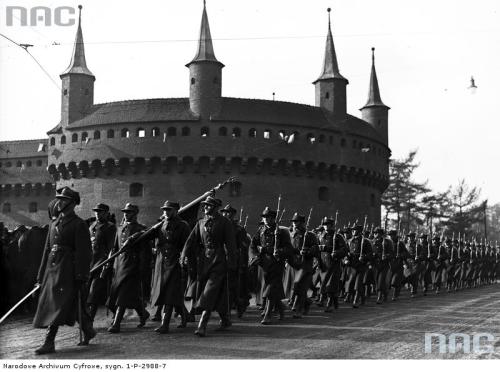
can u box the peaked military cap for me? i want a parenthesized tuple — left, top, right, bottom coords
(321, 216, 334, 225)
(388, 229, 398, 236)
(352, 224, 364, 232)
(55, 186, 80, 205)
(407, 232, 416, 238)
(92, 203, 110, 212)
(419, 233, 428, 239)
(374, 227, 385, 235)
(121, 203, 139, 213)
(161, 200, 180, 210)
(261, 207, 277, 217)
(220, 204, 237, 214)
(200, 196, 222, 207)
(290, 213, 305, 222)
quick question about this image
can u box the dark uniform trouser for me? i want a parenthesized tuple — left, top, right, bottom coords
(375, 261, 390, 297)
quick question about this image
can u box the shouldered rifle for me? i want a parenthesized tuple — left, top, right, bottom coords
(279, 208, 286, 224)
(243, 215, 248, 229)
(90, 177, 237, 274)
(331, 210, 338, 258)
(239, 207, 243, 224)
(273, 195, 282, 257)
(300, 207, 313, 255)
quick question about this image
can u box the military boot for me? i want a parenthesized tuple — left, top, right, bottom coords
(194, 310, 211, 337)
(78, 315, 96, 346)
(261, 299, 272, 325)
(352, 292, 361, 308)
(155, 305, 173, 334)
(152, 305, 163, 322)
(107, 307, 125, 333)
(324, 296, 333, 313)
(333, 296, 339, 309)
(35, 325, 58, 355)
(292, 295, 303, 319)
(88, 304, 98, 322)
(217, 313, 232, 331)
(376, 291, 383, 304)
(277, 300, 285, 320)
(136, 307, 150, 328)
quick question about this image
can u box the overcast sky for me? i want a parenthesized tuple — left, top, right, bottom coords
(1, 0, 499, 204)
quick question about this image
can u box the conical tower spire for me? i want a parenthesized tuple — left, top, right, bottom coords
(314, 8, 347, 83)
(187, 0, 223, 66)
(362, 48, 387, 108)
(61, 5, 93, 76)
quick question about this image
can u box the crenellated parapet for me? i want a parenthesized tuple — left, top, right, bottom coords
(0, 182, 55, 198)
(48, 156, 389, 192)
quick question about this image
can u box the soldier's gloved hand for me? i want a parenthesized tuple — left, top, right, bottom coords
(179, 255, 188, 267)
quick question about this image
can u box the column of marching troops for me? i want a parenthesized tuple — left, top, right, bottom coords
(31, 186, 500, 355)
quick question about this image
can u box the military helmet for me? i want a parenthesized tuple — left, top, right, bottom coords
(161, 200, 180, 210)
(261, 206, 277, 217)
(220, 204, 237, 214)
(92, 203, 110, 212)
(121, 203, 139, 214)
(290, 213, 305, 222)
(200, 196, 222, 208)
(321, 216, 334, 225)
(55, 186, 81, 205)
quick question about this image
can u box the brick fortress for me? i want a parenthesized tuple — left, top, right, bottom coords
(0, 4, 390, 229)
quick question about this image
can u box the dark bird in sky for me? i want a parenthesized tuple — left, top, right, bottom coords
(469, 76, 478, 89)
(19, 43, 33, 50)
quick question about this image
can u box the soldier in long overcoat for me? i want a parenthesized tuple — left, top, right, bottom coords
(316, 217, 347, 311)
(372, 228, 394, 304)
(87, 203, 116, 320)
(404, 232, 426, 297)
(142, 201, 191, 334)
(106, 203, 150, 333)
(387, 230, 406, 301)
(180, 196, 237, 337)
(288, 213, 318, 318)
(249, 207, 293, 324)
(220, 204, 251, 318)
(33, 187, 95, 354)
(345, 225, 373, 308)
(432, 235, 448, 294)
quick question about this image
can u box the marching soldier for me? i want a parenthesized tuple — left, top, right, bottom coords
(288, 212, 319, 318)
(181, 196, 237, 337)
(316, 217, 347, 311)
(372, 227, 394, 304)
(344, 225, 373, 308)
(444, 237, 457, 292)
(144, 201, 191, 334)
(87, 203, 116, 321)
(33, 187, 95, 354)
(387, 229, 406, 301)
(432, 235, 448, 294)
(340, 226, 353, 300)
(419, 234, 434, 295)
(249, 207, 293, 325)
(404, 232, 426, 297)
(106, 203, 150, 333)
(220, 204, 251, 318)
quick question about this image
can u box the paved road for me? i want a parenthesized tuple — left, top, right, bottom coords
(1, 284, 500, 359)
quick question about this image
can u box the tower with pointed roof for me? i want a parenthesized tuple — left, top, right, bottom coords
(360, 47, 390, 145)
(186, 0, 224, 119)
(313, 8, 348, 118)
(60, 5, 95, 126)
